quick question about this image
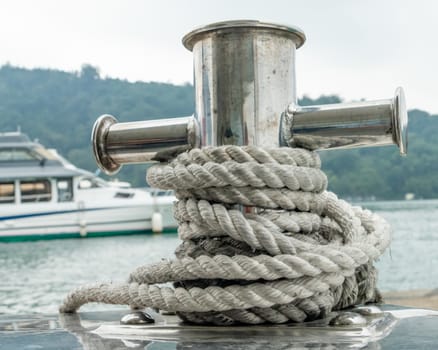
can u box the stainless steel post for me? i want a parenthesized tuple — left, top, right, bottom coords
(183, 20, 305, 148)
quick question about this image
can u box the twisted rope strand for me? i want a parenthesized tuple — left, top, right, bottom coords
(175, 146, 321, 168)
(148, 162, 327, 192)
(60, 274, 343, 313)
(128, 253, 355, 285)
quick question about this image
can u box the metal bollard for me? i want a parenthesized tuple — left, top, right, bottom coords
(92, 20, 408, 175)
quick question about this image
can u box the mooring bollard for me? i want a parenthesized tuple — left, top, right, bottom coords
(61, 20, 407, 325)
(92, 20, 408, 175)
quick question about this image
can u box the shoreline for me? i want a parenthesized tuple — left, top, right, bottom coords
(382, 289, 438, 310)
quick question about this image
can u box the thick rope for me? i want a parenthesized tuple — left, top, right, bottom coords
(60, 146, 390, 325)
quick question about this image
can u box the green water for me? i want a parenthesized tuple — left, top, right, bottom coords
(1, 199, 437, 315)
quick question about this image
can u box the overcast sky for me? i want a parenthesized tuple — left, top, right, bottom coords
(1, 0, 437, 113)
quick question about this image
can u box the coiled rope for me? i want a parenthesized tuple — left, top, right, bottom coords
(60, 146, 390, 325)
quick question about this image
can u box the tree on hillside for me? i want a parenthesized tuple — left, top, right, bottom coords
(79, 64, 100, 81)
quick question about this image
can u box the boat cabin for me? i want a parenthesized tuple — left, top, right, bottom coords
(0, 131, 108, 205)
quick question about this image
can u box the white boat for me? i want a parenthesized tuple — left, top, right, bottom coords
(0, 131, 177, 242)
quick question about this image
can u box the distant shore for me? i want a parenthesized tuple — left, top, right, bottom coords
(383, 289, 438, 310)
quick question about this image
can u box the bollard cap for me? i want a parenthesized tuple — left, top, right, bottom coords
(393, 87, 408, 155)
(91, 114, 121, 175)
(182, 20, 306, 51)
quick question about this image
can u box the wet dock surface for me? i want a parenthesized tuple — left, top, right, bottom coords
(1, 306, 438, 349)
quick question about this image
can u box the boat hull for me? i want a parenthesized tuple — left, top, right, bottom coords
(0, 202, 177, 242)
(0, 227, 177, 242)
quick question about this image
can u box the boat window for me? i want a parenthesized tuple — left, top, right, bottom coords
(0, 148, 37, 161)
(33, 146, 58, 161)
(153, 190, 174, 197)
(78, 177, 107, 190)
(20, 180, 52, 203)
(114, 192, 134, 198)
(57, 178, 73, 202)
(0, 182, 15, 204)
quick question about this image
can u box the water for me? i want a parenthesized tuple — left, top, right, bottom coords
(365, 199, 438, 292)
(1, 199, 437, 315)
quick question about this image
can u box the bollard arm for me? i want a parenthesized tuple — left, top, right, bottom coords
(91, 115, 200, 175)
(280, 87, 408, 155)
(92, 114, 119, 175)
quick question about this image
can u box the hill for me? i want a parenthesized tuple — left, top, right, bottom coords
(319, 108, 437, 200)
(0, 64, 435, 200)
(0, 64, 194, 185)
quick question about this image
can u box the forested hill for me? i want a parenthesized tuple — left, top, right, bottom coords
(0, 64, 436, 200)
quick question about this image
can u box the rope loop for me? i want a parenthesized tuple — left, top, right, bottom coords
(60, 146, 390, 325)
